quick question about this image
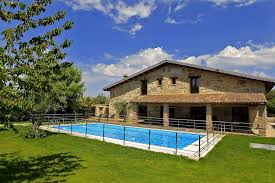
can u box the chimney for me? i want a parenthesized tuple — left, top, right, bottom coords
(123, 74, 128, 79)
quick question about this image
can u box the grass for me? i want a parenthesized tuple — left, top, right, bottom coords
(0, 125, 275, 183)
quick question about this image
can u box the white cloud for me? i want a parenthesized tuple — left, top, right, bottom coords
(162, 0, 189, 12)
(129, 23, 143, 35)
(82, 44, 275, 96)
(92, 47, 172, 77)
(82, 47, 171, 95)
(114, 23, 143, 36)
(62, 0, 263, 36)
(207, 0, 258, 7)
(63, 0, 156, 24)
(181, 45, 275, 70)
(165, 14, 204, 24)
(110, 1, 156, 24)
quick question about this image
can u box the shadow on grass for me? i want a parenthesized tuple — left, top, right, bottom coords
(0, 128, 8, 132)
(0, 152, 85, 182)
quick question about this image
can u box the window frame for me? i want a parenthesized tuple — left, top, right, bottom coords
(157, 78, 162, 86)
(140, 80, 148, 95)
(170, 77, 177, 85)
(190, 76, 200, 94)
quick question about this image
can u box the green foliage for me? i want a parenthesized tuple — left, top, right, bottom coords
(79, 94, 109, 116)
(0, 0, 84, 133)
(113, 101, 131, 117)
(24, 129, 47, 139)
(267, 90, 275, 114)
(93, 93, 109, 105)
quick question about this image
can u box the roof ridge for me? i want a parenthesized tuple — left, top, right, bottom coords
(103, 60, 275, 91)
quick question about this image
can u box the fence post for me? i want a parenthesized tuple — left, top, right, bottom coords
(198, 135, 201, 158)
(58, 120, 60, 132)
(103, 124, 105, 141)
(175, 132, 178, 154)
(85, 122, 87, 137)
(47, 116, 49, 128)
(71, 120, 72, 135)
(123, 126, 126, 145)
(207, 131, 209, 149)
(63, 114, 64, 125)
(148, 129, 151, 150)
(213, 130, 215, 145)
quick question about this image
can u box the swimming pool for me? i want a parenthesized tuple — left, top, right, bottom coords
(53, 123, 204, 150)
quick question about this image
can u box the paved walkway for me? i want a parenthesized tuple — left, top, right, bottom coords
(250, 143, 275, 151)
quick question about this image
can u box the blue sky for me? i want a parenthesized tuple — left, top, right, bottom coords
(1, 0, 275, 96)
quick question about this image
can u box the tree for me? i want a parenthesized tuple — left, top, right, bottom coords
(92, 93, 109, 105)
(267, 90, 275, 114)
(113, 101, 132, 120)
(0, 0, 83, 134)
(48, 64, 84, 113)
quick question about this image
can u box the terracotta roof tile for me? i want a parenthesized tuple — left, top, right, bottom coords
(131, 93, 266, 104)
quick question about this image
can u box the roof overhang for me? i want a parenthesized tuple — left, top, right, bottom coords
(130, 93, 267, 104)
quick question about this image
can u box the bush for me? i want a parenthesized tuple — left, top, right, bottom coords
(24, 130, 47, 139)
(267, 90, 275, 114)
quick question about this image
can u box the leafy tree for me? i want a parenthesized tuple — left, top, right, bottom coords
(49, 64, 84, 113)
(267, 90, 275, 114)
(79, 96, 94, 110)
(78, 96, 95, 118)
(93, 93, 109, 105)
(0, 0, 84, 134)
(113, 101, 132, 119)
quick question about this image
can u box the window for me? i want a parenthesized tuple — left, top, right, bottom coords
(190, 77, 199, 93)
(171, 77, 177, 85)
(138, 105, 147, 117)
(141, 80, 147, 95)
(157, 78, 162, 86)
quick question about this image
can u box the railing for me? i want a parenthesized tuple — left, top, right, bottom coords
(267, 114, 275, 117)
(212, 120, 253, 134)
(136, 116, 264, 135)
(39, 114, 222, 159)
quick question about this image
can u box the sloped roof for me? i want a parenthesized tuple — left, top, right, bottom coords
(103, 60, 275, 91)
(131, 93, 266, 104)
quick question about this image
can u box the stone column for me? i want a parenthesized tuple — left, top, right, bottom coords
(206, 104, 213, 132)
(128, 103, 138, 123)
(163, 104, 169, 127)
(258, 104, 267, 136)
(249, 106, 259, 134)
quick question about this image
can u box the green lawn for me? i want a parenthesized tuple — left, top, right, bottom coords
(0, 126, 275, 183)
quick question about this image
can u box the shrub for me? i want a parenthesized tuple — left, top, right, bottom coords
(267, 90, 275, 114)
(25, 130, 47, 139)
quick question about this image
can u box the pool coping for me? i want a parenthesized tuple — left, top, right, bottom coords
(41, 122, 224, 160)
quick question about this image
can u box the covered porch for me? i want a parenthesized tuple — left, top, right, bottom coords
(128, 93, 267, 135)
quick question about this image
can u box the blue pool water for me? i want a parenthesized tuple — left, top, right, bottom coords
(53, 123, 203, 149)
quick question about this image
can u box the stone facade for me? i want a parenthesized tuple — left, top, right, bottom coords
(109, 64, 265, 113)
(105, 63, 272, 136)
(95, 104, 109, 117)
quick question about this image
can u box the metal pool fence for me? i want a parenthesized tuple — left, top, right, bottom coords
(136, 116, 264, 135)
(40, 114, 222, 159)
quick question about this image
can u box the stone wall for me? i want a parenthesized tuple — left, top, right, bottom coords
(266, 117, 275, 137)
(95, 105, 109, 116)
(108, 63, 267, 119)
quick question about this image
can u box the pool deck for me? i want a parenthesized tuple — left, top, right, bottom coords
(40, 123, 224, 160)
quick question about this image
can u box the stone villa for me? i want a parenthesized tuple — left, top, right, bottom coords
(102, 60, 275, 136)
